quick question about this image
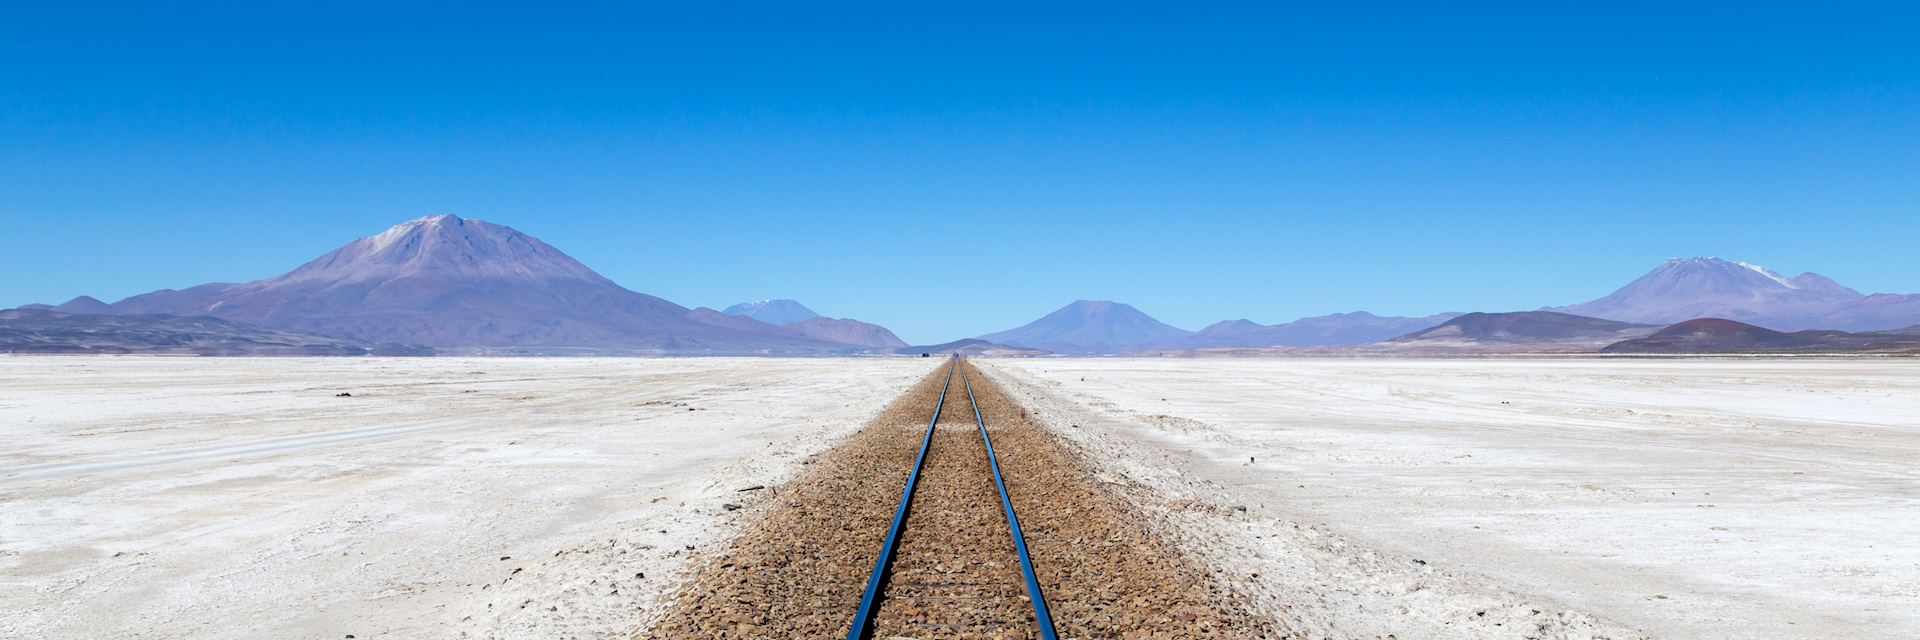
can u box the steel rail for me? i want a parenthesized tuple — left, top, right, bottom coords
(960, 360, 1060, 639)
(844, 357, 956, 640)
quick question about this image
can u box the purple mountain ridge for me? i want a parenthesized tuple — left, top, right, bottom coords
(1552, 257, 1920, 331)
(786, 317, 908, 348)
(1187, 311, 1465, 347)
(894, 338, 1048, 357)
(53, 295, 116, 315)
(1823, 293, 1920, 332)
(721, 299, 904, 348)
(0, 308, 427, 356)
(978, 300, 1193, 353)
(101, 215, 867, 354)
(980, 303, 1465, 352)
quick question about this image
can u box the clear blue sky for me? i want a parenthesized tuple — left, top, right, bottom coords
(3, 2, 1916, 344)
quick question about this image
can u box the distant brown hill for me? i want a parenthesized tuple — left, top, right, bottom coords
(1602, 318, 1819, 352)
(1390, 311, 1658, 347)
(1602, 318, 1920, 354)
(0, 308, 426, 356)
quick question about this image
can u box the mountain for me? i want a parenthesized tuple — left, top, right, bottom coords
(1388, 311, 1658, 350)
(719, 299, 907, 348)
(1195, 318, 1263, 338)
(978, 300, 1193, 353)
(0, 308, 427, 356)
(1553, 257, 1868, 330)
(1188, 311, 1463, 347)
(786, 317, 907, 348)
(1602, 318, 1920, 354)
(53, 295, 115, 315)
(895, 338, 1047, 357)
(1822, 293, 1920, 332)
(1600, 318, 1818, 353)
(103, 215, 852, 354)
(722, 299, 820, 325)
(684, 307, 806, 335)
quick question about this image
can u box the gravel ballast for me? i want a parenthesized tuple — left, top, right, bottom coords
(646, 360, 1282, 637)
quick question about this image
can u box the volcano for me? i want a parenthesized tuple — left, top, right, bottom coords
(103, 215, 853, 353)
(978, 300, 1192, 353)
(1553, 257, 1866, 329)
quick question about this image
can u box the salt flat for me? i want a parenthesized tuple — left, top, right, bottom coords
(986, 358, 1920, 639)
(8, 355, 1913, 639)
(0, 356, 931, 639)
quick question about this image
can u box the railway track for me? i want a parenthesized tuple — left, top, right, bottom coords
(844, 357, 1057, 639)
(650, 357, 1278, 638)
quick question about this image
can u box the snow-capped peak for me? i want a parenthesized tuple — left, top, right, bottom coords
(1555, 256, 1868, 326)
(1663, 257, 1799, 290)
(722, 299, 820, 324)
(368, 214, 453, 249)
(1733, 260, 1799, 290)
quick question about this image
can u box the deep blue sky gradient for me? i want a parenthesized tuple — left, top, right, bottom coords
(3, 2, 1916, 343)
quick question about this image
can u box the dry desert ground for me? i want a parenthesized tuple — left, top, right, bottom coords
(0, 356, 929, 638)
(2, 355, 1916, 639)
(985, 357, 1920, 639)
